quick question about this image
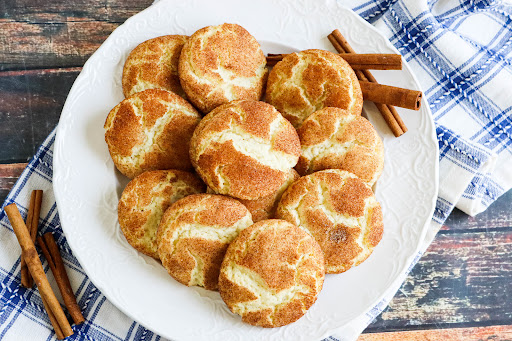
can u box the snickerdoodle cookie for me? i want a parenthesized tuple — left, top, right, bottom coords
(276, 169, 383, 273)
(266, 49, 363, 127)
(157, 194, 253, 290)
(104, 89, 201, 178)
(122, 35, 188, 98)
(296, 107, 384, 186)
(218, 219, 325, 327)
(178, 23, 267, 113)
(118, 170, 205, 259)
(189, 100, 300, 200)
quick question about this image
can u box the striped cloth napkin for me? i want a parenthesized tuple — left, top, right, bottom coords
(1, 0, 511, 340)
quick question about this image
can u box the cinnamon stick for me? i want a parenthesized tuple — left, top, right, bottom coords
(266, 52, 402, 70)
(20, 190, 43, 288)
(327, 34, 344, 55)
(38, 233, 85, 325)
(41, 296, 65, 339)
(359, 81, 422, 110)
(340, 53, 402, 70)
(30, 190, 43, 242)
(29, 191, 43, 283)
(330, 29, 410, 137)
(266, 54, 284, 66)
(20, 191, 36, 288)
(4, 204, 73, 338)
(19, 192, 66, 340)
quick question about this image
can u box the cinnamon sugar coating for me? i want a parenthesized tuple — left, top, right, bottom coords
(178, 23, 267, 113)
(207, 169, 300, 222)
(118, 170, 205, 259)
(218, 219, 325, 327)
(157, 194, 253, 291)
(266, 49, 363, 127)
(296, 107, 384, 186)
(189, 100, 300, 200)
(276, 169, 383, 273)
(122, 35, 188, 98)
(104, 89, 201, 178)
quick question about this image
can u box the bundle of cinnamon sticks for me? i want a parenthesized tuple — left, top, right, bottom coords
(5, 190, 84, 340)
(266, 29, 422, 137)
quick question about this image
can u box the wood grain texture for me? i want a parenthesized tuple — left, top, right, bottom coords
(0, 0, 152, 22)
(1, 21, 119, 70)
(0, 68, 79, 162)
(0, 163, 27, 203)
(0, 0, 152, 70)
(365, 230, 512, 332)
(359, 325, 512, 340)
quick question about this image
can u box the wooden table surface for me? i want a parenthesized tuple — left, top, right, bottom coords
(1, 2, 511, 340)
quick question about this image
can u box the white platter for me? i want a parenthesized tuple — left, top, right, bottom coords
(53, 0, 439, 340)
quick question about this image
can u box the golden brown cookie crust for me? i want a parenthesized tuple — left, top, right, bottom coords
(189, 100, 300, 200)
(118, 170, 205, 259)
(178, 23, 267, 113)
(104, 89, 201, 178)
(296, 107, 384, 186)
(207, 169, 299, 222)
(237, 169, 299, 222)
(122, 35, 188, 98)
(218, 219, 325, 328)
(276, 169, 383, 273)
(157, 194, 253, 291)
(266, 49, 363, 127)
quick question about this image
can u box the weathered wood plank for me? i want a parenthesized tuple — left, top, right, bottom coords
(0, 0, 152, 23)
(0, 163, 27, 203)
(443, 189, 512, 231)
(1, 21, 121, 70)
(0, 68, 79, 162)
(0, 1, 153, 70)
(365, 231, 512, 331)
(359, 324, 512, 340)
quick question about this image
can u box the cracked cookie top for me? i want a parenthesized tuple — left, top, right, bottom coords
(178, 23, 267, 113)
(296, 107, 384, 186)
(157, 194, 253, 291)
(218, 219, 325, 328)
(122, 35, 188, 98)
(118, 170, 205, 259)
(104, 89, 201, 178)
(276, 169, 383, 274)
(265, 49, 363, 128)
(189, 100, 301, 200)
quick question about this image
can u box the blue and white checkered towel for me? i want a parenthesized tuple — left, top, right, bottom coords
(1, 0, 511, 340)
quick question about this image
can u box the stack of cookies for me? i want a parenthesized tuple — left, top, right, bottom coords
(104, 23, 384, 328)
